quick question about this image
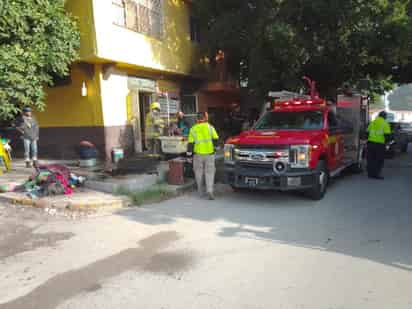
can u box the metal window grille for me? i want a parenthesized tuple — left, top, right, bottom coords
(190, 17, 200, 43)
(125, 1, 138, 31)
(113, 0, 163, 40)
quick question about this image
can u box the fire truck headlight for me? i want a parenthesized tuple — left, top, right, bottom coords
(224, 144, 235, 163)
(290, 145, 311, 168)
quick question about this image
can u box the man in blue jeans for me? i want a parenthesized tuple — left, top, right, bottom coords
(16, 107, 39, 168)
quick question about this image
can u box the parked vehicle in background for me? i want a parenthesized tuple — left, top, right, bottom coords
(399, 122, 412, 143)
(385, 122, 410, 157)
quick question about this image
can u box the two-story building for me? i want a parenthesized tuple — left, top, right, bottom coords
(36, 0, 240, 160)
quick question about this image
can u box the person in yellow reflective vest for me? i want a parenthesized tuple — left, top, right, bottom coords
(145, 102, 165, 155)
(187, 112, 219, 200)
(367, 111, 391, 179)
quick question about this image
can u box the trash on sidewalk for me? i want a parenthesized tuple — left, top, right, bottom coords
(0, 163, 86, 199)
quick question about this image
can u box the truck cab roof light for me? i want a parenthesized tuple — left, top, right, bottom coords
(274, 99, 326, 108)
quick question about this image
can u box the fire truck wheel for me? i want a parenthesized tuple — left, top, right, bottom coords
(307, 161, 328, 201)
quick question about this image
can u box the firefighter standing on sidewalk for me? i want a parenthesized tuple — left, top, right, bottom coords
(367, 111, 391, 179)
(187, 112, 219, 200)
(145, 102, 165, 156)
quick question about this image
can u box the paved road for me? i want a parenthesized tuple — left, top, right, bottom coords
(1, 154, 412, 309)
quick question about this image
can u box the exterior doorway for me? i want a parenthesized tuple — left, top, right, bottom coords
(139, 92, 152, 151)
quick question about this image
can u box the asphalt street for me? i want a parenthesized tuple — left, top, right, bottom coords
(1, 153, 412, 309)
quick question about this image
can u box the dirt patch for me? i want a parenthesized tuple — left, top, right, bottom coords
(0, 231, 186, 309)
(0, 223, 74, 259)
(143, 251, 195, 274)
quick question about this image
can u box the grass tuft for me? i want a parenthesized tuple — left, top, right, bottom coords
(116, 185, 175, 206)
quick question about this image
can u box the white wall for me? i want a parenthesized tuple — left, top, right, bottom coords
(92, 0, 196, 75)
(100, 69, 129, 127)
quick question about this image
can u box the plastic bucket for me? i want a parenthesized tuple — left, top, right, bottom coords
(112, 148, 124, 164)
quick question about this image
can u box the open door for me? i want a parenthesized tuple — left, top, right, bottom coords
(129, 90, 143, 153)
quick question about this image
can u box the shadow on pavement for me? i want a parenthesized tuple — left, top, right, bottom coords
(115, 153, 412, 272)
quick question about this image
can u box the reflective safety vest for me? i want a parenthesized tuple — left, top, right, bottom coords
(188, 122, 219, 155)
(145, 112, 165, 139)
(368, 116, 391, 144)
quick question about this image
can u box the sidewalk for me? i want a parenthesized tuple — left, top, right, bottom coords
(0, 157, 199, 210)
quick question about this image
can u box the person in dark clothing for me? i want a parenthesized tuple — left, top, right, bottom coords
(15, 107, 39, 168)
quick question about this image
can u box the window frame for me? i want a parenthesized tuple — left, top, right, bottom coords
(112, 0, 164, 40)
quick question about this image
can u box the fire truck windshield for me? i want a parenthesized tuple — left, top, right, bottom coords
(255, 111, 324, 131)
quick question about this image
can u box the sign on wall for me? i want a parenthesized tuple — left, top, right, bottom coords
(128, 77, 156, 92)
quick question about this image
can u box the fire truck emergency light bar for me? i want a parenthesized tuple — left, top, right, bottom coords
(272, 98, 326, 109)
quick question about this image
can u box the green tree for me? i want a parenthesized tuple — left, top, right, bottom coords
(194, 0, 412, 99)
(0, 0, 80, 120)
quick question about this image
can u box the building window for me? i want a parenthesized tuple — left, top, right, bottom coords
(190, 17, 200, 43)
(112, 0, 163, 40)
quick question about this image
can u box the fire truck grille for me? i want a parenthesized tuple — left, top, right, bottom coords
(234, 145, 289, 164)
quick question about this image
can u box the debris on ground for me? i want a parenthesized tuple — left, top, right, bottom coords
(0, 164, 86, 199)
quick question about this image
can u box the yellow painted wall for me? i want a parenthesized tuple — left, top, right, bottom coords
(39, 0, 204, 129)
(65, 0, 97, 60)
(93, 0, 204, 76)
(38, 64, 104, 128)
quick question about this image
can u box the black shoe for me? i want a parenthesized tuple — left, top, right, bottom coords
(368, 175, 384, 180)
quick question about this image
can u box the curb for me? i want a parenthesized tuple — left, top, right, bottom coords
(165, 180, 196, 194)
(0, 193, 130, 211)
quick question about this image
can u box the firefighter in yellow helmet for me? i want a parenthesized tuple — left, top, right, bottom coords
(145, 102, 165, 155)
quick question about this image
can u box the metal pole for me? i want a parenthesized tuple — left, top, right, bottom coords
(166, 92, 170, 135)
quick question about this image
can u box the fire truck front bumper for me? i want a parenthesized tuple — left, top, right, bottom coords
(224, 164, 319, 191)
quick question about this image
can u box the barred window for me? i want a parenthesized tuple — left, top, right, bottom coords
(190, 17, 201, 43)
(113, 0, 163, 40)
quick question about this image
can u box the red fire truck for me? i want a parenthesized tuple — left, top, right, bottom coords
(224, 78, 369, 200)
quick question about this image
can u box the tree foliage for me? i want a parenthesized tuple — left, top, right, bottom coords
(0, 0, 80, 120)
(194, 0, 412, 100)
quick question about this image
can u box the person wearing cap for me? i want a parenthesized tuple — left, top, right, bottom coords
(187, 112, 219, 200)
(367, 111, 391, 179)
(15, 107, 39, 168)
(145, 102, 165, 155)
